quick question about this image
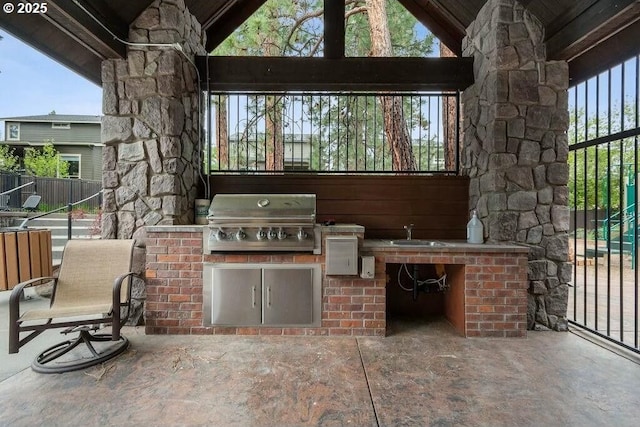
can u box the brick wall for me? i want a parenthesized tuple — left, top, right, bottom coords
(145, 226, 528, 337)
(376, 249, 528, 337)
(145, 230, 205, 335)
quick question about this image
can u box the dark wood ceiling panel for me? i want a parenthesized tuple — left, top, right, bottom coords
(0, 0, 638, 86)
(543, 0, 598, 36)
(0, 12, 102, 84)
(525, 0, 569, 25)
(72, 0, 132, 39)
(546, 0, 639, 60)
(186, 0, 234, 26)
(45, 1, 127, 58)
(429, 0, 482, 28)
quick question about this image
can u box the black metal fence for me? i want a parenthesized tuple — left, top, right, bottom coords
(206, 91, 460, 174)
(0, 173, 102, 212)
(568, 53, 640, 353)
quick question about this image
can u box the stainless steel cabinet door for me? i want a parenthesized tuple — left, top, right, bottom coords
(262, 268, 314, 325)
(210, 268, 261, 325)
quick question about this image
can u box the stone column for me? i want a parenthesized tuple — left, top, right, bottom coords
(101, 0, 205, 240)
(461, 0, 571, 330)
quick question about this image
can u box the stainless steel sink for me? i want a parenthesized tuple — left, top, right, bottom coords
(390, 240, 448, 246)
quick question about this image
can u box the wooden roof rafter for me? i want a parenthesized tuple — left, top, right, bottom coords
(44, 0, 128, 59)
(203, 0, 268, 52)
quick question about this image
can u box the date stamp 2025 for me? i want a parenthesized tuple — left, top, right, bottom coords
(3, 2, 48, 14)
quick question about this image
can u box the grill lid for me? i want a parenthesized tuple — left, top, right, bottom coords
(207, 194, 316, 222)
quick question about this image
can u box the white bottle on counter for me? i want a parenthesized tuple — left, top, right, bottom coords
(467, 210, 484, 244)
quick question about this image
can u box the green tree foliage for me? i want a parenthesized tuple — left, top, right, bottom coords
(569, 102, 638, 212)
(24, 142, 69, 177)
(0, 144, 20, 172)
(216, 0, 432, 58)
(211, 0, 435, 172)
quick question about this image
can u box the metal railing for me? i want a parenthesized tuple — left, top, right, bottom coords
(568, 53, 640, 353)
(0, 182, 34, 210)
(0, 173, 101, 212)
(18, 190, 103, 239)
(206, 91, 460, 174)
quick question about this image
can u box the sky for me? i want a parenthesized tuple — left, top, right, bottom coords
(0, 31, 102, 139)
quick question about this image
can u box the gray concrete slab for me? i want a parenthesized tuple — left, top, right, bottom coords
(0, 289, 65, 381)
(1, 314, 640, 426)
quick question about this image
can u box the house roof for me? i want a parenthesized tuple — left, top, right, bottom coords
(1, 114, 101, 124)
(0, 0, 638, 86)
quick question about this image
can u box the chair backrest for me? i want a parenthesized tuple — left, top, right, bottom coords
(52, 239, 135, 310)
(22, 194, 41, 211)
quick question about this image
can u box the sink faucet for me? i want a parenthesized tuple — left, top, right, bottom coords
(403, 224, 414, 240)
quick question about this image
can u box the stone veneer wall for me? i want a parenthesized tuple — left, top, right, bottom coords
(101, 0, 205, 240)
(461, 0, 571, 330)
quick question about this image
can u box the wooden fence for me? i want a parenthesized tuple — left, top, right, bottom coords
(0, 229, 52, 290)
(0, 173, 101, 211)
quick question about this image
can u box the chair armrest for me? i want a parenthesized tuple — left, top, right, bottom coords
(9, 276, 57, 309)
(111, 272, 143, 340)
(9, 276, 57, 353)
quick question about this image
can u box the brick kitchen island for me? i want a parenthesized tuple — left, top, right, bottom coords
(144, 225, 529, 338)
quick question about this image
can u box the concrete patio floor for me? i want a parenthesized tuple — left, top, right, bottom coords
(2, 292, 640, 426)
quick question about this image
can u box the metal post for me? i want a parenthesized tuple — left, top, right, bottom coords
(67, 181, 73, 240)
(67, 203, 73, 240)
(413, 264, 419, 301)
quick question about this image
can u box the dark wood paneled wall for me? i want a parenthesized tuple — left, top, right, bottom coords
(208, 175, 469, 240)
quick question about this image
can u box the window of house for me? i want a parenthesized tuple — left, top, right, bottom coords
(7, 123, 20, 140)
(60, 154, 81, 178)
(52, 122, 71, 129)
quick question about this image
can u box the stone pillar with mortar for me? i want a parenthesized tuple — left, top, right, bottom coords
(461, 0, 571, 330)
(100, 0, 205, 324)
(101, 0, 205, 240)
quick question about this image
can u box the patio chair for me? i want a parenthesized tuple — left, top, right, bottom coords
(22, 194, 41, 211)
(8, 239, 141, 373)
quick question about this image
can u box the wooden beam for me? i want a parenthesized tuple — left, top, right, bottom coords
(0, 13, 103, 84)
(324, 0, 345, 58)
(545, 0, 597, 37)
(569, 19, 640, 84)
(396, 0, 464, 56)
(72, 0, 131, 42)
(546, 0, 638, 60)
(45, 0, 127, 59)
(204, 0, 268, 52)
(197, 56, 474, 91)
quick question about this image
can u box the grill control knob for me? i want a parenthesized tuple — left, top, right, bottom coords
(235, 228, 246, 241)
(267, 228, 277, 240)
(215, 228, 226, 241)
(277, 228, 287, 240)
(256, 228, 267, 240)
(297, 228, 308, 240)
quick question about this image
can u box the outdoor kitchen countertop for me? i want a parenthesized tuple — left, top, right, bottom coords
(145, 224, 528, 254)
(319, 224, 364, 233)
(146, 224, 367, 233)
(146, 225, 205, 232)
(362, 239, 529, 253)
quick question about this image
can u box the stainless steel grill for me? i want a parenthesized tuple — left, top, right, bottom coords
(204, 194, 317, 252)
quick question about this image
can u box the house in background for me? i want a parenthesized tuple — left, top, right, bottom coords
(227, 133, 312, 171)
(0, 113, 102, 181)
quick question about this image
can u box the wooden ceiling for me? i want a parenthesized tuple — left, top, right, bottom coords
(0, 0, 638, 86)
